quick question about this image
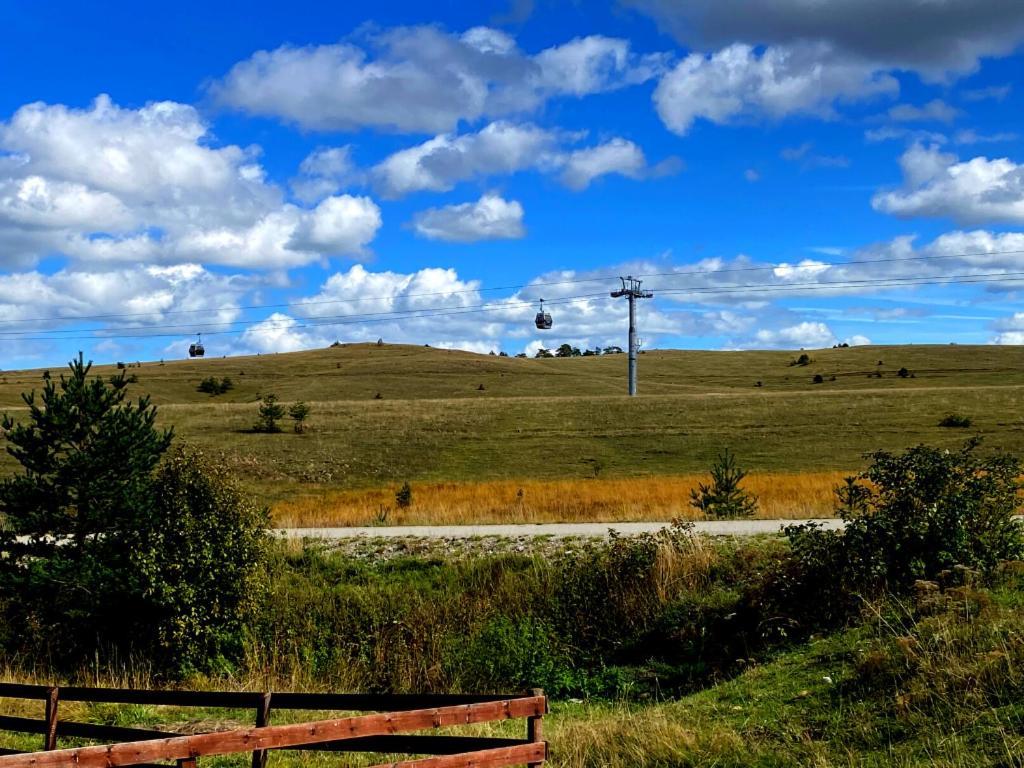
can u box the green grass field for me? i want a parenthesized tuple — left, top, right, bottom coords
(2, 343, 1023, 502)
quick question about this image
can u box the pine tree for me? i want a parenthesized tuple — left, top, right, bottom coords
(0, 355, 268, 674)
(0, 354, 173, 662)
(254, 393, 285, 433)
(689, 449, 759, 518)
(288, 401, 311, 433)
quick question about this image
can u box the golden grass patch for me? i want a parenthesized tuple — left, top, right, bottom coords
(271, 471, 849, 527)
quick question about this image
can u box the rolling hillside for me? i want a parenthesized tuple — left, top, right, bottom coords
(1, 343, 1023, 514)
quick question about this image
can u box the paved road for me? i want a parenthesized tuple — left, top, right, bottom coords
(278, 519, 845, 539)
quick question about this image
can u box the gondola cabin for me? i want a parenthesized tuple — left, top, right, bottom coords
(534, 299, 553, 330)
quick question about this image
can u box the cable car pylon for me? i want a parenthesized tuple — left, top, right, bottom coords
(610, 276, 653, 396)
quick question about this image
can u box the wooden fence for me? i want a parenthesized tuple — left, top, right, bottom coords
(0, 684, 547, 768)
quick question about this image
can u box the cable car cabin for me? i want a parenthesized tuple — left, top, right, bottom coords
(534, 299, 553, 330)
(189, 340, 205, 358)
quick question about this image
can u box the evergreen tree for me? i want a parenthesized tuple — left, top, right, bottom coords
(0, 354, 173, 663)
(288, 401, 311, 433)
(689, 449, 759, 519)
(254, 393, 285, 433)
(0, 355, 268, 674)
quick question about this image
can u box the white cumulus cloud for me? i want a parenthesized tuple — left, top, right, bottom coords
(872, 144, 1024, 225)
(372, 122, 676, 197)
(411, 193, 525, 242)
(209, 26, 668, 134)
(653, 42, 897, 135)
(0, 95, 383, 270)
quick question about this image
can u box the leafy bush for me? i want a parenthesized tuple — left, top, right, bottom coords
(791, 353, 811, 367)
(690, 449, 758, 518)
(138, 448, 269, 673)
(812, 374, 824, 384)
(938, 413, 972, 428)
(898, 367, 911, 378)
(253, 393, 285, 433)
(198, 376, 233, 395)
(779, 440, 1024, 630)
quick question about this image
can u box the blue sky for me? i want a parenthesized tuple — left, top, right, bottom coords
(1, 0, 1024, 368)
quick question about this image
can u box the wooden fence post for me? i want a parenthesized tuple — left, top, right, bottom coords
(43, 687, 59, 751)
(251, 692, 272, 768)
(526, 688, 546, 768)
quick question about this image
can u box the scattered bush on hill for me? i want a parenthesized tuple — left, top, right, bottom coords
(939, 413, 972, 428)
(198, 376, 233, 395)
(790, 353, 811, 367)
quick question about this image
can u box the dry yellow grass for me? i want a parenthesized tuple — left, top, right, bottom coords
(271, 471, 849, 527)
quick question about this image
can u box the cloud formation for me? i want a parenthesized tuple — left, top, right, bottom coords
(653, 43, 897, 135)
(0, 96, 383, 270)
(628, 0, 1024, 77)
(370, 121, 677, 197)
(210, 26, 668, 133)
(411, 193, 525, 242)
(872, 144, 1024, 225)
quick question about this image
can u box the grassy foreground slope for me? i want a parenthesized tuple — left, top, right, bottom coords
(2, 343, 1024, 501)
(2, 576, 1021, 767)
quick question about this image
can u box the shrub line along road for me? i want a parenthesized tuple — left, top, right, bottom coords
(277, 519, 847, 538)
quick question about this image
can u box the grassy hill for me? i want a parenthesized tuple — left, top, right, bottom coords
(5, 341, 1024, 406)
(2, 343, 1023, 512)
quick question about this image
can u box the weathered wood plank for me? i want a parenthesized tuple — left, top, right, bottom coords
(250, 692, 272, 768)
(0, 684, 518, 712)
(0, 715, 180, 743)
(42, 688, 58, 752)
(0, 696, 546, 768)
(284, 736, 527, 754)
(364, 742, 546, 768)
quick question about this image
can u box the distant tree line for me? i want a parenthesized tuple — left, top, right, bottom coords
(523, 344, 624, 359)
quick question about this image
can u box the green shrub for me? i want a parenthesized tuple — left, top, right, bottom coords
(140, 448, 270, 673)
(938, 413, 972, 428)
(198, 376, 233, 395)
(779, 440, 1024, 630)
(690, 449, 758, 518)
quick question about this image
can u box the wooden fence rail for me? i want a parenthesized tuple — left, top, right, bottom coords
(0, 684, 547, 768)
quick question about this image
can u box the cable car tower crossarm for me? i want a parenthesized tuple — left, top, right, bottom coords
(610, 276, 653, 396)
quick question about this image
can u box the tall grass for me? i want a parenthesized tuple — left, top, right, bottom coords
(272, 472, 848, 526)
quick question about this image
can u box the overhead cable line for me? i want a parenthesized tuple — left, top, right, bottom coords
(2, 247, 1024, 328)
(4, 270, 1024, 343)
(0, 293, 614, 342)
(0, 292, 610, 339)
